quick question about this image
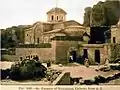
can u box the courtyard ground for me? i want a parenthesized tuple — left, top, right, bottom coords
(0, 61, 120, 85)
(49, 63, 120, 80)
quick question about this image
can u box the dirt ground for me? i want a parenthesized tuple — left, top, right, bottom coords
(0, 61, 120, 85)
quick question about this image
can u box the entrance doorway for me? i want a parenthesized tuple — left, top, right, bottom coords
(95, 50, 100, 63)
(83, 49, 88, 59)
(69, 51, 77, 62)
(113, 37, 116, 43)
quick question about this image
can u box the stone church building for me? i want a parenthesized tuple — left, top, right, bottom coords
(24, 7, 86, 44)
(16, 7, 120, 64)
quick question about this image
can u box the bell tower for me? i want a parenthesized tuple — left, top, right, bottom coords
(46, 0, 67, 23)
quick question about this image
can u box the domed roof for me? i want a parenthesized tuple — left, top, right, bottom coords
(47, 7, 67, 14)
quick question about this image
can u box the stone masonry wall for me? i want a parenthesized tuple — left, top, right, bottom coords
(53, 41, 80, 64)
(24, 29, 34, 44)
(111, 26, 120, 44)
(79, 44, 110, 64)
(16, 41, 56, 62)
(16, 40, 80, 64)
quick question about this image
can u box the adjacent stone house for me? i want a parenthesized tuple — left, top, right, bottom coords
(111, 19, 120, 44)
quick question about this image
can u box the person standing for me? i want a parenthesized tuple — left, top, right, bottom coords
(104, 58, 109, 67)
(69, 55, 73, 63)
(84, 58, 89, 67)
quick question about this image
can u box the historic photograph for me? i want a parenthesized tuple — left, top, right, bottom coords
(0, 0, 120, 86)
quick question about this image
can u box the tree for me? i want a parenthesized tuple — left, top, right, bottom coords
(7, 37, 16, 48)
(9, 59, 47, 80)
(1, 25, 29, 48)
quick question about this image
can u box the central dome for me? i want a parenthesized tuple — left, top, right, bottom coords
(47, 7, 67, 14)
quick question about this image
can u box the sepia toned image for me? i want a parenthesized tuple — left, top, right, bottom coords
(0, 0, 120, 88)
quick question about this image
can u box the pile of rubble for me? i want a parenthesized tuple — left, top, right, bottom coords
(42, 69, 62, 82)
(71, 72, 120, 85)
(72, 64, 120, 85)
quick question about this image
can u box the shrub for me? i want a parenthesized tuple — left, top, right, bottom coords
(9, 59, 47, 80)
(17, 43, 51, 48)
(1, 69, 10, 79)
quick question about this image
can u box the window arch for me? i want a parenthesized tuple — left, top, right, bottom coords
(113, 37, 116, 43)
(37, 38, 40, 44)
(61, 16, 63, 20)
(57, 16, 59, 20)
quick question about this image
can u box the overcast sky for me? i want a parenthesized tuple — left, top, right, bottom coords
(0, 0, 105, 29)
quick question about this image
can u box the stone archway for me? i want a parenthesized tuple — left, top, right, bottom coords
(67, 47, 79, 63)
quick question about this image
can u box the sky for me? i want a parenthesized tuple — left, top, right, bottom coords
(0, 0, 105, 29)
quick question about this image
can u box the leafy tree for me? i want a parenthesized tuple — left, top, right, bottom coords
(7, 37, 16, 48)
(9, 59, 47, 80)
(1, 25, 29, 48)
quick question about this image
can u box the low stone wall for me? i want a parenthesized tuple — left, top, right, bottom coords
(16, 47, 55, 62)
(52, 72, 70, 85)
(15, 40, 81, 64)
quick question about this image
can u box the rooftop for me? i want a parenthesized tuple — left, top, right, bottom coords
(47, 7, 67, 14)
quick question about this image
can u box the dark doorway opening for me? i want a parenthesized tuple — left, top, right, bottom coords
(83, 49, 88, 59)
(95, 50, 100, 63)
(51, 16, 54, 20)
(57, 16, 59, 20)
(37, 38, 39, 44)
(113, 37, 116, 43)
(70, 51, 77, 62)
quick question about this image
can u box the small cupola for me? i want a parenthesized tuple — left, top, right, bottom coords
(47, 7, 67, 23)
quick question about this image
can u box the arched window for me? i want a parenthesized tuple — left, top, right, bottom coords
(51, 15, 54, 20)
(113, 37, 116, 43)
(57, 16, 59, 20)
(61, 16, 63, 20)
(37, 38, 39, 44)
